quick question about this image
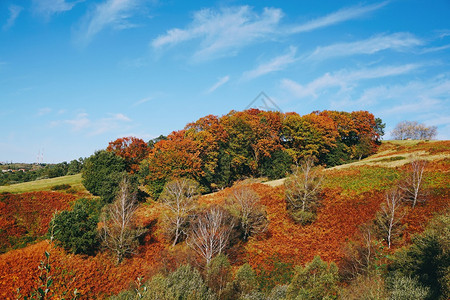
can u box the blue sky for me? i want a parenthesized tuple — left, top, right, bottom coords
(1, 0, 449, 163)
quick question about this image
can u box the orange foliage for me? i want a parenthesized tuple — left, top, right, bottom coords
(0, 192, 75, 251)
(107, 136, 149, 173)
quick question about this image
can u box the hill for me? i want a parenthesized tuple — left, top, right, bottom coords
(0, 173, 88, 195)
(0, 140, 448, 299)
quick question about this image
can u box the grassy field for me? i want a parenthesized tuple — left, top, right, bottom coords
(0, 173, 87, 194)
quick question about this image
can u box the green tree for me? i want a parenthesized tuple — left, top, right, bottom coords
(388, 213, 449, 300)
(286, 256, 339, 299)
(82, 150, 127, 203)
(206, 254, 232, 299)
(51, 198, 101, 255)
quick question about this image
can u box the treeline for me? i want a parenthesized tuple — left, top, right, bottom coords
(101, 109, 384, 198)
(0, 159, 84, 186)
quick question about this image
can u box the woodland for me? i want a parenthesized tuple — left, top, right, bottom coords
(0, 108, 448, 300)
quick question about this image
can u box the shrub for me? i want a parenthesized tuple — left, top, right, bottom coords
(51, 184, 71, 191)
(51, 198, 101, 255)
(388, 213, 449, 300)
(387, 274, 430, 300)
(286, 256, 339, 299)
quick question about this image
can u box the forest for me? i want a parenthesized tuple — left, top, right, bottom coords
(0, 109, 448, 300)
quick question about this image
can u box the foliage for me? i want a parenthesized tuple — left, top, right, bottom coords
(51, 198, 101, 255)
(107, 136, 150, 173)
(387, 274, 430, 300)
(140, 109, 382, 195)
(223, 263, 258, 299)
(206, 254, 232, 298)
(82, 150, 127, 202)
(391, 121, 437, 140)
(51, 184, 71, 191)
(388, 213, 450, 300)
(284, 157, 323, 225)
(286, 256, 339, 300)
(255, 255, 295, 294)
(144, 265, 216, 300)
(0, 192, 74, 253)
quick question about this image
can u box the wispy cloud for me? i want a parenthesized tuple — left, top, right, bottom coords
(3, 5, 23, 31)
(53, 112, 132, 136)
(281, 64, 419, 99)
(74, 0, 143, 46)
(362, 76, 450, 115)
(152, 6, 283, 61)
(242, 46, 297, 80)
(307, 33, 423, 61)
(32, 0, 81, 19)
(289, 1, 388, 33)
(205, 76, 230, 94)
(37, 107, 52, 116)
(133, 97, 153, 107)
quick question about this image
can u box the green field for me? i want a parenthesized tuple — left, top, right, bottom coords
(0, 173, 87, 194)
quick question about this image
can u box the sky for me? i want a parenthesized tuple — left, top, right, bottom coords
(1, 0, 449, 163)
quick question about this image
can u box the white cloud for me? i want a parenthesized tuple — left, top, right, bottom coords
(281, 64, 419, 99)
(307, 33, 423, 61)
(152, 6, 283, 61)
(53, 112, 132, 136)
(3, 5, 23, 31)
(133, 97, 153, 107)
(37, 107, 52, 116)
(75, 0, 142, 45)
(205, 76, 230, 94)
(32, 0, 81, 18)
(289, 1, 388, 33)
(242, 46, 297, 80)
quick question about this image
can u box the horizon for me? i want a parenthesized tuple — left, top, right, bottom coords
(1, 0, 449, 163)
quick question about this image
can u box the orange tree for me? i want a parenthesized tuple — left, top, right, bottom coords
(107, 136, 149, 173)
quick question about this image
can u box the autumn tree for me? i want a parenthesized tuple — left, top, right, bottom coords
(160, 178, 200, 246)
(187, 206, 234, 265)
(282, 112, 338, 164)
(107, 136, 149, 173)
(100, 177, 145, 264)
(391, 121, 437, 140)
(284, 157, 323, 225)
(400, 159, 427, 207)
(226, 185, 268, 240)
(375, 188, 406, 248)
(141, 130, 204, 198)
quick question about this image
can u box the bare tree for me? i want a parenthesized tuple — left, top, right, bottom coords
(187, 206, 234, 265)
(400, 159, 427, 208)
(160, 178, 199, 246)
(100, 177, 145, 264)
(284, 156, 323, 224)
(226, 185, 268, 240)
(391, 121, 437, 140)
(375, 188, 405, 248)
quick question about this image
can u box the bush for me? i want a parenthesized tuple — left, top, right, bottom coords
(51, 184, 71, 191)
(387, 274, 430, 300)
(82, 150, 127, 203)
(388, 213, 449, 300)
(286, 256, 339, 300)
(51, 198, 102, 255)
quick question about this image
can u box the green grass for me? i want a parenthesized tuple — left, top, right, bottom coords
(0, 173, 87, 194)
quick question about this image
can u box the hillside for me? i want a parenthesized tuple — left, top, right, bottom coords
(0, 140, 448, 299)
